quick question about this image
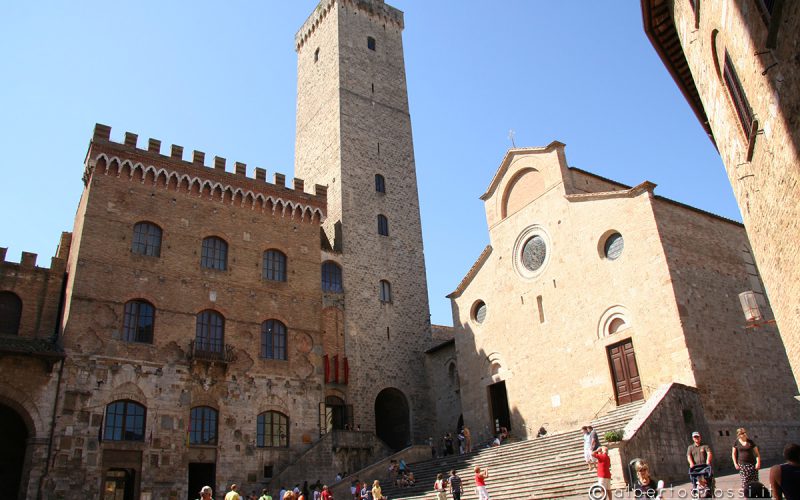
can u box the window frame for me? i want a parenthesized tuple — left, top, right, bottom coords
(377, 214, 389, 236)
(195, 310, 225, 353)
(375, 174, 386, 194)
(131, 221, 162, 257)
(189, 406, 218, 446)
(379, 280, 392, 303)
(722, 51, 754, 138)
(261, 319, 287, 361)
(321, 261, 343, 293)
(262, 250, 287, 282)
(122, 300, 155, 344)
(103, 400, 146, 442)
(201, 236, 228, 271)
(257, 411, 289, 448)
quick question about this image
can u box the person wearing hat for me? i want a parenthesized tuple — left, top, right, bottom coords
(688, 432, 713, 467)
(688, 431, 713, 490)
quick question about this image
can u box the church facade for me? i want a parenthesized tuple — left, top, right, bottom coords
(447, 142, 800, 461)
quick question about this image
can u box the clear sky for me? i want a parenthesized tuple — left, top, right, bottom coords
(0, 1, 737, 327)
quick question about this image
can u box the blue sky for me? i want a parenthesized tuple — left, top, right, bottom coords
(0, 1, 736, 327)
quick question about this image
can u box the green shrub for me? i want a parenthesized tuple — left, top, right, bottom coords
(604, 429, 624, 442)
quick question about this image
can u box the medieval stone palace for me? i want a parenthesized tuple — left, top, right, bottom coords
(2, 1, 798, 499)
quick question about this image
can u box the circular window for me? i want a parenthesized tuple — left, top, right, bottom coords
(522, 235, 547, 271)
(472, 300, 487, 324)
(513, 225, 551, 278)
(603, 232, 624, 260)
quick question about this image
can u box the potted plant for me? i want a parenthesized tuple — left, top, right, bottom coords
(604, 429, 624, 447)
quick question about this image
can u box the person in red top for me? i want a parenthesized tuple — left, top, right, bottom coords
(593, 446, 612, 491)
(474, 466, 490, 500)
(320, 485, 333, 500)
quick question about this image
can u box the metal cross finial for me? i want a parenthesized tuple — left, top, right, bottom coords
(509, 129, 516, 148)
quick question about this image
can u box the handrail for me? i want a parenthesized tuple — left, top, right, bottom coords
(188, 340, 236, 364)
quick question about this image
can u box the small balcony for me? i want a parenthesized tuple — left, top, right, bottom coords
(188, 340, 236, 366)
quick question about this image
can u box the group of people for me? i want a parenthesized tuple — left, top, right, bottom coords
(430, 426, 473, 457)
(430, 467, 488, 500)
(582, 425, 800, 499)
(386, 459, 415, 487)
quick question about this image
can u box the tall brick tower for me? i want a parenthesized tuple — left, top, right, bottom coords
(294, 0, 433, 448)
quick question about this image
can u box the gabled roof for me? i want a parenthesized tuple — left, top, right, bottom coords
(480, 141, 565, 201)
(447, 245, 492, 299)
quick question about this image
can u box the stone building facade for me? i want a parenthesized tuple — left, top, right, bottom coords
(447, 143, 800, 461)
(294, 0, 435, 449)
(641, 0, 800, 388)
(0, 239, 68, 500)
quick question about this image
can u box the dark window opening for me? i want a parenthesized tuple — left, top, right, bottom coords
(190, 406, 218, 445)
(261, 319, 287, 360)
(321, 262, 343, 293)
(257, 411, 288, 448)
(0, 291, 22, 335)
(196, 310, 224, 353)
(723, 51, 754, 137)
(201, 237, 228, 270)
(314, 47, 319, 62)
(377, 214, 389, 236)
(262, 250, 287, 282)
(367, 36, 376, 51)
(103, 400, 146, 441)
(379, 280, 392, 303)
(375, 174, 385, 193)
(123, 300, 154, 343)
(132, 222, 162, 257)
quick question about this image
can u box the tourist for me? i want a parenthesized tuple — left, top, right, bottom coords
(320, 485, 333, 500)
(198, 486, 214, 500)
(372, 480, 385, 500)
(582, 426, 596, 470)
(474, 466, 490, 500)
(406, 471, 416, 486)
(687, 431, 713, 490)
(434, 472, 448, 500)
(732, 427, 761, 490)
(313, 486, 321, 500)
(444, 432, 454, 455)
(258, 489, 272, 500)
(428, 436, 436, 457)
(359, 482, 371, 500)
(463, 426, 472, 453)
(458, 429, 465, 454)
(350, 480, 358, 499)
(448, 469, 463, 500)
(226, 484, 242, 500)
(771, 443, 800, 499)
(593, 445, 612, 492)
(633, 461, 659, 499)
(279, 487, 287, 500)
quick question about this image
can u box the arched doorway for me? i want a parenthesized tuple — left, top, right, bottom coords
(325, 396, 347, 431)
(374, 388, 410, 451)
(0, 403, 29, 498)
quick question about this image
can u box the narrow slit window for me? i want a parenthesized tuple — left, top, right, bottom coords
(723, 51, 754, 137)
(536, 295, 545, 323)
(367, 36, 376, 51)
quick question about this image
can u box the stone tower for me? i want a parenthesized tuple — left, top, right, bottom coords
(294, 0, 433, 447)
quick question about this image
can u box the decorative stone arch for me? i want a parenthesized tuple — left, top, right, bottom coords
(374, 387, 410, 451)
(108, 381, 148, 405)
(501, 167, 545, 219)
(597, 305, 632, 340)
(443, 357, 459, 388)
(0, 386, 43, 437)
(484, 352, 509, 383)
(257, 393, 290, 416)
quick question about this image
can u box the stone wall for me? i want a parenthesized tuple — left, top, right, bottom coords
(658, 0, 800, 392)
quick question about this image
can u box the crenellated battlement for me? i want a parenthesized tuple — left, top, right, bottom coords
(0, 245, 67, 272)
(87, 124, 327, 223)
(295, 0, 404, 52)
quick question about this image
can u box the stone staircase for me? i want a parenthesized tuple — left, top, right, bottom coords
(377, 401, 644, 500)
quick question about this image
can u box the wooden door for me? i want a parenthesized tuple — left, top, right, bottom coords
(607, 339, 644, 405)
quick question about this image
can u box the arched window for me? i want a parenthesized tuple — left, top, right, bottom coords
(196, 310, 224, 353)
(131, 222, 162, 257)
(122, 300, 154, 343)
(379, 280, 392, 303)
(201, 237, 228, 270)
(103, 400, 146, 441)
(377, 215, 389, 236)
(263, 250, 287, 282)
(189, 406, 218, 445)
(261, 319, 287, 360)
(257, 411, 288, 447)
(375, 174, 386, 193)
(0, 291, 22, 335)
(322, 262, 343, 293)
